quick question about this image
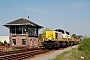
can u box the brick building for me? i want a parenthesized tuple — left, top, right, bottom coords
(3, 18, 43, 48)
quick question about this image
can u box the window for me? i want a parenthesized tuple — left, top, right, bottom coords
(16, 26, 19, 34)
(12, 29, 15, 34)
(19, 26, 22, 34)
(28, 27, 37, 36)
(32, 39, 34, 44)
(66, 31, 70, 35)
(55, 29, 64, 34)
(22, 26, 26, 34)
(32, 39, 34, 47)
(12, 39, 16, 45)
(22, 39, 26, 45)
(11, 27, 16, 34)
(11, 26, 27, 35)
(34, 28, 37, 36)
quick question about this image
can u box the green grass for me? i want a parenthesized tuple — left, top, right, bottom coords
(52, 37, 90, 60)
(2, 48, 18, 52)
(52, 48, 87, 60)
(52, 51, 69, 60)
(78, 37, 90, 59)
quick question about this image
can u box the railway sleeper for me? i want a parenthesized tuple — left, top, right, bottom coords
(17, 54, 32, 60)
(0, 50, 46, 60)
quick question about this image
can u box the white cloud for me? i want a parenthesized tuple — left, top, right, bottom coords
(25, 7, 48, 13)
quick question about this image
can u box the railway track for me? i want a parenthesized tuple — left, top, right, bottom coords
(0, 45, 76, 60)
(0, 48, 49, 60)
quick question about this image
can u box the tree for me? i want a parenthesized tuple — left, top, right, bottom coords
(41, 28, 51, 34)
(3, 40, 8, 46)
(40, 28, 52, 40)
(78, 35, 83, 38)
(72, 34, 76, 37)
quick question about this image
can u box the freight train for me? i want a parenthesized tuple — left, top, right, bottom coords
(42, 29, 80, 49)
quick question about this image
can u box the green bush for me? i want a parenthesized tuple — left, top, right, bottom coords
(2, 48, 18, 52)
(0, 40, 8, 46)
(3, 40, 8, 46)
(1, 42, 4, 46)
(0, 41, 4, 46)
(78, 37, 90, 59)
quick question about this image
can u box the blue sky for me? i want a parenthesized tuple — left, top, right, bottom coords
(0, 0, 90, 36)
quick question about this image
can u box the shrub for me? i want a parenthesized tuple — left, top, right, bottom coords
(2, 48, 18, 52)
(78, 37, 90, 59)
(0, 40, 8, 46)
(1, 42, 4, 46)
(3, 40, 8, 46)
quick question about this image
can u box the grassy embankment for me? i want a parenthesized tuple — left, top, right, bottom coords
(53, 37, 90, 60)
(2, 48, 17, 52)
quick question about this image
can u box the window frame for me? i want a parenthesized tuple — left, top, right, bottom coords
(11, 26, 27, 35)
(22, 39, 26, 46)
(12, 39, 16, 46)
(28, 27, 38, 37)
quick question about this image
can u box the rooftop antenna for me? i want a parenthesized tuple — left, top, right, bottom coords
(28, 16, 29, 19)
(28, 16, 31, 20)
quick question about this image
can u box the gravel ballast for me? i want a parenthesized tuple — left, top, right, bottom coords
(25, 45, 78, 60)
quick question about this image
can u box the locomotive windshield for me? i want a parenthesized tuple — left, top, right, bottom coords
(66, 31, 70, 35)
(55, 29, 64, 34)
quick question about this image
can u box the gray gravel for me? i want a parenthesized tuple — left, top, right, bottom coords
(25, 45, 78, 60)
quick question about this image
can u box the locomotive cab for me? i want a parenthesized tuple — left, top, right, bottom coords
(55, 29, 68, 39)
(46, 31, 56, 41)
(42, 31, 60, 49)
(65, 31, 71, 39)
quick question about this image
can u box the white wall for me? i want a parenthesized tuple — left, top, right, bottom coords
(0, 36, 9, 43)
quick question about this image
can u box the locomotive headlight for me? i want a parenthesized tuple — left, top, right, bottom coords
(45, 38, 48, 41)
(52, 38, 55, 41)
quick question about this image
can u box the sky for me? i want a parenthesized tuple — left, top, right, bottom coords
(0, 0, 90, 36)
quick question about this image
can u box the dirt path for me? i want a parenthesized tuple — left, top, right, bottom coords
(25, 45, 78, 60)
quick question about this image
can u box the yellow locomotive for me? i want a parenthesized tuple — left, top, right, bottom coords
(42, 29, 80, 49)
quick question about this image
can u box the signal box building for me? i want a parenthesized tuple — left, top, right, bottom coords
(3, 18, 43, 48)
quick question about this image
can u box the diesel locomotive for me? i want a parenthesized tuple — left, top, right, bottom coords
(42, 29, 80, 49)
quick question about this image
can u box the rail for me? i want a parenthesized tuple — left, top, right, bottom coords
(0, 48, 49, 60)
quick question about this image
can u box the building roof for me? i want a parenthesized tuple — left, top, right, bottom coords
(3, 18, 43, 28)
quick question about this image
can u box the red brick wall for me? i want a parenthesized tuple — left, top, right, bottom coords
(27, 37, 38, 48)
(10, 35, 39, 48)
(10, 30, 39, 48)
